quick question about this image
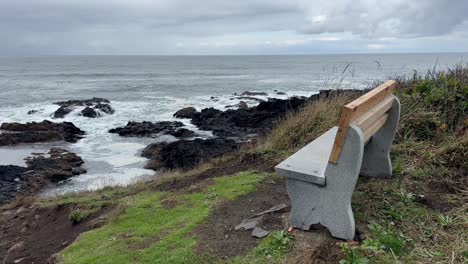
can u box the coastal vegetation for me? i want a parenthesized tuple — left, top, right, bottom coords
(1, 65, 467, 263)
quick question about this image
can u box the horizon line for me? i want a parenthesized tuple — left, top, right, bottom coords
(1, 51, 468, 59)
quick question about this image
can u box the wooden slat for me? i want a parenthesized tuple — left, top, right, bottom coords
(363, 114, 388, 142)
(345, 80, 396, 115)
(328, 80, 396, 163)
(354, 95, 394, 131)
(328, 107, 353, 163)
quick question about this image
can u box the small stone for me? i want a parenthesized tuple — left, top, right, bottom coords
(13, 257, 25, 263)
(235, 216, 263, 230)
(252, 227, 269, 238)
(8, 241, 24, 251)
(15, 206, 26, 214)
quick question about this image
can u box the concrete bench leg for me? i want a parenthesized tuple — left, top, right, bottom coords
(361, 96, 400, 178)
(287, 179, 356, 240)
(287, 125, 364, 240)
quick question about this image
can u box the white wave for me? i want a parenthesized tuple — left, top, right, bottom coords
(257, 78, 287, 84)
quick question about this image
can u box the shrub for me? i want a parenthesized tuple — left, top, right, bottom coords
(69, 210, 86, 224)
(397, 67, 468, 133)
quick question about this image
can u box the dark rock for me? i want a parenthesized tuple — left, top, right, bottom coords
(0, 132, 63, 146)
(142, 138, 239, 170)
(210, 96, 219, 101)
(276, 91, 286, 95)
(188, 97, 311, 140)
(25, 148, 85, 182)
(0, 120, 85, 146)
(0, 165, 28, 182)
(187, 90, 370, 141)
(109, 121, 184, 137)
(27, 110, 38, 115)
(0, 148, 86, 205)
(236, 96, 265, 103)
(137, 89, 369, 175)
(53, 106, 73, 119)
(94, 103, 114, 115)
(238, 101, 248, 109)
(239, 91, 268, 96)
(167, 128, 197, 138)
(81, 107, 99, 118)
(53, 98, 113, 118)
(226, 101, 248, 109)
(173, 107, 198, 119)
(53, 97, 110, 107)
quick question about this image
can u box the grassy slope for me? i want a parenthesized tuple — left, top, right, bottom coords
(33, 65, 467, 263)
(57, 172, 293, 264)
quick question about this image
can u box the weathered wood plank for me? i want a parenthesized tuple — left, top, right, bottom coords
(354, 96, 394, 131)
(328, 80, 396, 163)
(363, 114, 388, 142)
(328, 107, 353, 163)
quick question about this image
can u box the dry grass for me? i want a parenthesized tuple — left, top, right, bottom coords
(0, 195, 37, 210)
(263, 94, 354, 152)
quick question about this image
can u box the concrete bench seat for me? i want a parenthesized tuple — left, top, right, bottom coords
(274, 127, 337, 186)
(275, 80, 400, 240)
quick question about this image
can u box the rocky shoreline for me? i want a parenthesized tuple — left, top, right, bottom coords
(0, 90, 366, 203)
(109, 89, 366, 171)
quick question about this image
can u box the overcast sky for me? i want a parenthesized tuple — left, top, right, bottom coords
(1, 0, 468, 56)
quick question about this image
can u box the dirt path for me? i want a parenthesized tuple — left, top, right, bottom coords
(195, 177, 290, 258)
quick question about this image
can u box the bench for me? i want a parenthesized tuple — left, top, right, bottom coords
(275, 80, 400, 240)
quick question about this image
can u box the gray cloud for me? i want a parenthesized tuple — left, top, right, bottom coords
(0, 0, 467, 55)
(299, 0, 468, 38)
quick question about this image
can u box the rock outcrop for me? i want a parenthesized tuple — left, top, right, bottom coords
(140, 89, 368, 171)
(0, 120, 85, 146)
(173, 107, 197, 119)
(0, 148, 86, 205)
(81, 107, 99, 118)
(141, 138, 239, 170)
(52, 97, 114, 118)
(109, 121, 187, 138)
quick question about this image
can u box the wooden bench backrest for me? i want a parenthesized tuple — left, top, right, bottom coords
(328, 80, 397, 164)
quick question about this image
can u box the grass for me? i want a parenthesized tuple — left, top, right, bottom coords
(57, 171, 288, 264)
(228, 231, 293, 264)
(261, 64, 468, 263)
(17, 64, 467, 263)
(263, 94, 353, 152)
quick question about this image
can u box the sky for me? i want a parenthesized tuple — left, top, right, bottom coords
(1, 0, 468, 56)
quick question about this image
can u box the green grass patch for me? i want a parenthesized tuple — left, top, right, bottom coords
(227, 231, 293, 264)
(58, 171, 270, 264)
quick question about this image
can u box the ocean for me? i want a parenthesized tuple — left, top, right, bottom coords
(0, 53, 466, 195)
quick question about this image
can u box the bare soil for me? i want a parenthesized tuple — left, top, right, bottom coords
(0, 204, 109, 264)
(403, 171, 467, 212)
(194, 177, 290, 259)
